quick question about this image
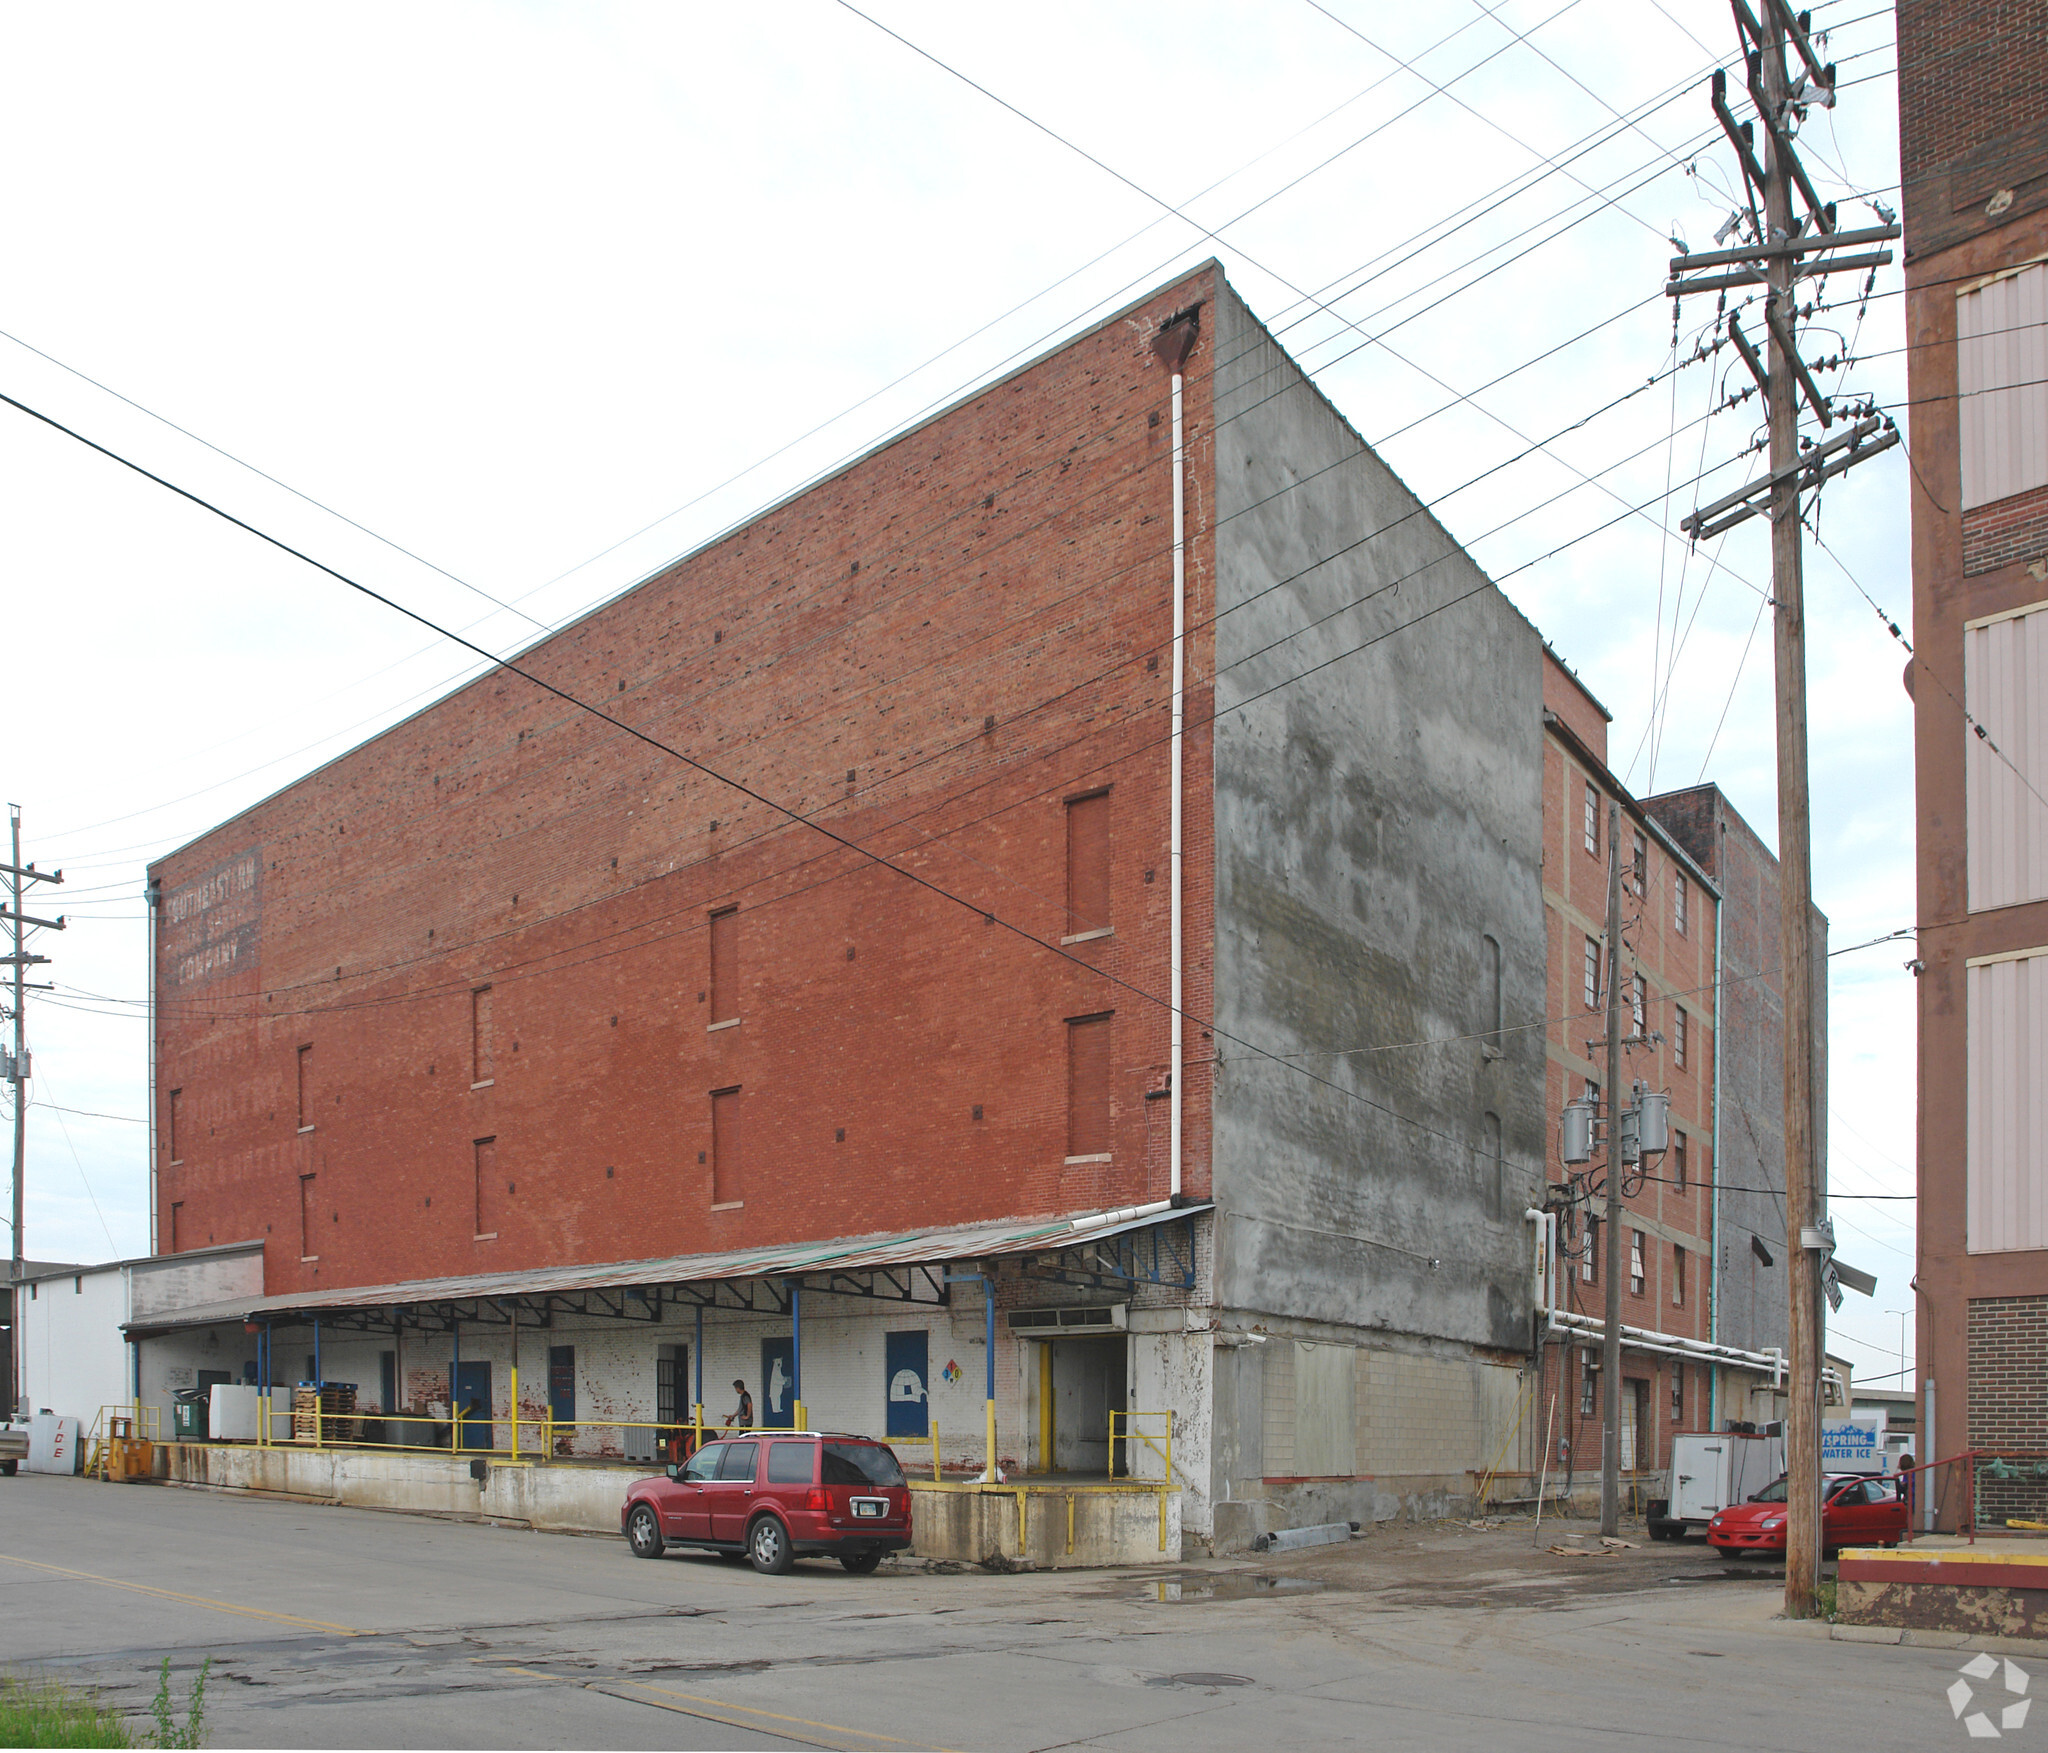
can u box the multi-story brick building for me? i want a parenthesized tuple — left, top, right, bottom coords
(118, 256, 1818, 1545)
(130, 262, 1561, 1548)
(1899, 0, 2048, 1525)
(1531, 654, 1805, 1497)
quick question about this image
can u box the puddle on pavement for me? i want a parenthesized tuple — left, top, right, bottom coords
(1146, 1574, 1327, 1603)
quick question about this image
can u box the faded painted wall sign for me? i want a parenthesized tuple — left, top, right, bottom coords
(160, 848, 262, 989)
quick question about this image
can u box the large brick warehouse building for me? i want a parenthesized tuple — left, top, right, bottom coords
(113, 261, 1796, 1546)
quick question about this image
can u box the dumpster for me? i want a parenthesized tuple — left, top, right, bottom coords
(172, 1389, 209, 1442)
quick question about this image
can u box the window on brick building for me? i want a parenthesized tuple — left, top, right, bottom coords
(1064, 790, 1111, 940)
(1480, 933, 1503, 1059)
(471, 985, 494, 1085)
(298, 1174, 317, 1261)
(168, 1088, 182, 1164)
(1632, 829, 1648, 895)
(709, 908, 739, 1026)
(711, 1088, 743, 1205)
(1580, 1348, 1597, 1415)
(1671, 1364, 1684, 1427)
(1582, 1216, 1600, 1284)
(1674, 871, 1689, 936)
(1630, 1229, 1646, 1296)
(473, 1136, 499, 1238)
(1673, 1244, 1687, 1308)
(1066, 1012, 1114, 1160)
(1630, 972, 1646, 1033)
(170, 1201, 183, 1253)
(1674, 1005, 1688, 1070)
(1583, 937, 1601, 1011)
(296, 1044, 314, 1131)
(1673, 1129, 1688, 1192)
(1583, 783, 1599, 856)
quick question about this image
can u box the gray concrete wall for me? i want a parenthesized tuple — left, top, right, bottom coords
(1206, 276, 1547, 1355)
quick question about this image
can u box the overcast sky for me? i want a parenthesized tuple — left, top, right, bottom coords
(0, 0, 1915, 1387)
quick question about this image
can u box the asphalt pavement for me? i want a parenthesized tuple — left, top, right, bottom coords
(0, 1473, 2005, 1749)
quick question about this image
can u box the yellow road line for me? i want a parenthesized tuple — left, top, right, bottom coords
(0, 1553, 361, 1637)
(494, 1662, 959, 1751)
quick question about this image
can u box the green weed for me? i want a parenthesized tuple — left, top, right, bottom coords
(145, 1657, 211, 1751)
(0, 1675, 133, 1748)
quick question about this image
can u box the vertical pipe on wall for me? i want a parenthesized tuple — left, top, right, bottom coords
(694, 1301, 704, 1438)
(1168, 363, 1186, 1204)
(1709, 864, 1726, 1433)
(790, 1281, 804, 1431)
(146, 878, 159, 1258)
(312, 1318, 321, 1387)
(1151, 306, 1198, 1207)
(984, 1281, 997, 1482)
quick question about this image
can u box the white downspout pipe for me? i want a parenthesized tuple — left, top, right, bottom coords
(1708, 864, 1725, 1432)
(1168, 364, 1186, 1203)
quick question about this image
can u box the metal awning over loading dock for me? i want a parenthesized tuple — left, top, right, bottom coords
(124, 1200, 1209, 1342)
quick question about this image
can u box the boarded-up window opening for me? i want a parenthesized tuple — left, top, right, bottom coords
(170, 1201, 183, 1252)
(168, 1088, 182, 1162)
(1065, 792, 1111, 937)
(1967, 950, 2048, 1252)
(1958, 262, 2048, 510)
(296, 1044, 313, 1130)
(710, 909, 739, 1025)
(1965, 611, 2048, 912)
(472, 986, 494, 1084)
(712, 1087, 743, 1203)
(298, 1174, 317, 1260)
(473, 1137, 498, 1237)
(1480, 935, 1503, 1058)
(1066, 1013, 1114, 1159)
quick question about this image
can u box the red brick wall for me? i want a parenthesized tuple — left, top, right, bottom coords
(1962, 481, 2048, 576)
(1969, 1295, 2048, 1522)
(152, 268, 1222, 1293)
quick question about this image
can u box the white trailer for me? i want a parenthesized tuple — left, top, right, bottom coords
(1649, 1432, 1785, 1539)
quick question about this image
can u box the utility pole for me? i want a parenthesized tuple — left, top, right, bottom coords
(1599, 802, 1625, 1537)
(3, 805, 63, 1419)
(1667, 0, 1900, 1618)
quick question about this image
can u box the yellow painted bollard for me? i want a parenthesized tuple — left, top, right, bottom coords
(795, 1400, 806, 1433)
(930, 1425, 941, 1483)
(984, 1399, 996, 1481)
(1016, 1488, 1027, 1554)
(510, 1366, 518, 1462)
(1066, 1493, 1076, 1556)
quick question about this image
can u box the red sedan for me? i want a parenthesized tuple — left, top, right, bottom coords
(1707, 1472, 1908, 1557)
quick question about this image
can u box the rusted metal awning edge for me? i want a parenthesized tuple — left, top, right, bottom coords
(123, 1202, 1213, 1334)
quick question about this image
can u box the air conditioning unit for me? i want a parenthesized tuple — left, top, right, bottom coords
(1007, 1304, 1128, 1335)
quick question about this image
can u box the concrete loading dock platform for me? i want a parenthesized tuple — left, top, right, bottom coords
(161, 1440, 1180, 1568)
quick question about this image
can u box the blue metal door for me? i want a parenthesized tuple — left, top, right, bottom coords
(759, 1338, 796, 1428)
(885, 1331, 929, 1438)
(454, 1360, 493, 1450)
(548, 1346, 576, 1424)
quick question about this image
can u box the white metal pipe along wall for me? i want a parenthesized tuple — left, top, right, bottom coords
(1168, 363, 1186, 1203)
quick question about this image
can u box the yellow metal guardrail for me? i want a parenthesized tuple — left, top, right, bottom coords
(85, 1402, 160, 1480)
(251, 1374, 822, 1461)
(1108, 1409, 1173, 1482)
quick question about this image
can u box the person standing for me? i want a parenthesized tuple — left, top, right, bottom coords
(724, 1379, 753, 1430)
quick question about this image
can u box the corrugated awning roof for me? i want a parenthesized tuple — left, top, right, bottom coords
(123, 1201, 1211, 1334)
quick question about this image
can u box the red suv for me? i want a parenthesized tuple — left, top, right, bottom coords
(622, 1431, 913, 1575)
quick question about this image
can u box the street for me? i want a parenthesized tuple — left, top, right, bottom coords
(0, 1475, 1997, 1749)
